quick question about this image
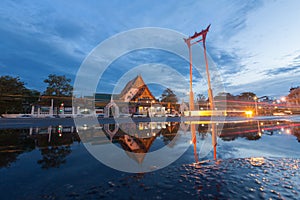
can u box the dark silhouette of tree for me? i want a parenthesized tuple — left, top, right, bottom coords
(37, 146, 71, 169)
(214, 92, 234, 100)
(0, 129, 35, 168)
(197, 94, 207, 102)
(221, 136, 237, 141)
(196, 94, 208, 109)
(0, 76, 40, 114)
(160, 88, 178, 103)
(238, 92, 256, 101)
(236, 92, 256, 110)
(22, 89, 40, 113)
(43, 74, 73, 97)
(245, 132, 261, 140)
(0, 76, 25, 114)
(214, 92, 236, 110)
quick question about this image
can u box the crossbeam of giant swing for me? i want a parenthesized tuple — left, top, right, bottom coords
(184, 24, 217, 160)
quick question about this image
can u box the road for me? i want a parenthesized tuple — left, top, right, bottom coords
(0, 115, 299, 129)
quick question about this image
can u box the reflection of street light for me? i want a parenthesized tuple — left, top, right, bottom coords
(257, 121, 261, 136)
(254, 96, 258, 116)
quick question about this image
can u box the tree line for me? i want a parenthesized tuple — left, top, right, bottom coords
(0, 74, 73, 115)
(0, 74, 258, 115)
(161, 90, 257, 105)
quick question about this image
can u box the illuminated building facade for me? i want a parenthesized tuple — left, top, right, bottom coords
(95, 75, 170, 116)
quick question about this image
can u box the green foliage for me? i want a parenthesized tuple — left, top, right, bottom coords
(238, 92, 256, 101)
(214, 92, 234, 100)
(43, 74, 73, 97)
(197, 93, 207, 102)
(0, 76, 25, 94)
(161, 88, 178, 103)
(0, 76, 40, 114)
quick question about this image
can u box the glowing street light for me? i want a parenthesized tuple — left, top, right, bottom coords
(253, 96, 258, 116)
(280, 96, 286, 102)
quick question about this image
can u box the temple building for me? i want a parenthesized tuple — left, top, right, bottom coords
(30, 75, 177, 117)
(119, 75, 156, 103)
(95, 75, 170, 117)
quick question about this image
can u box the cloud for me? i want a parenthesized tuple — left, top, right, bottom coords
(1, 0, 300, 99)
(265, 65, 300, 76)
(96, 49, 191, 94)
(201, 1, 300, 96)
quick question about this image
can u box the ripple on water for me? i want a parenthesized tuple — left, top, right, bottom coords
(174, 157, 300, 199)
(48, 157, 300, 199)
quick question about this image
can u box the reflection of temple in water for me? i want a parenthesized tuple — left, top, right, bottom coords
(102, 122, 180, 164)
(1, 120, 300, 168)
(118, 133, 156, 164)
(77, 121, 180, 164)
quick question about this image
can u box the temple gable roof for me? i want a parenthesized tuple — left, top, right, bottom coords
(119, 75, 156, 102)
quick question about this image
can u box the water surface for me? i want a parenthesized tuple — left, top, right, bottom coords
(1, 119, 300, 199)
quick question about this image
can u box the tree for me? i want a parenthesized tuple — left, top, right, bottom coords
(43, 74, 73, 97)
(238, 92, 256, 101)
(0, 129, 35, 167)
(197, 94, 207, 102)
(237, 92, 256, 111)
(213, 92, 235, 100)
(22, 89, 40, 113)
(38, 146, 71, 169)
(160, 88, 178, 103)
(0, 76, 39, 114)
(197, 93, 207, 109)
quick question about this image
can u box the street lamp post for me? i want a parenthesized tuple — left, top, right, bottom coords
(254, 96, 258, 116)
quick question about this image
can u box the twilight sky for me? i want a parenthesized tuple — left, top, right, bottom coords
(1, 0, 300, 99)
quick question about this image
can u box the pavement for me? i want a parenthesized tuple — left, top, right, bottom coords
(1, 115, 299, 129)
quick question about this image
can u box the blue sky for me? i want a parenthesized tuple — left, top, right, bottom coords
(1, 0, 300, 98)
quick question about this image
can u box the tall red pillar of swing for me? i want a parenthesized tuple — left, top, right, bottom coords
(184, 24, 217, 160)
